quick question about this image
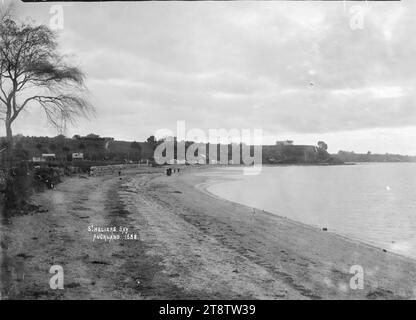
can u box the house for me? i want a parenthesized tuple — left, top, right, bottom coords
(41, 154, 56, 160)
(32, 153, 55, 162)
(72, 153, 84, 160)
(32, 157, 46, 162)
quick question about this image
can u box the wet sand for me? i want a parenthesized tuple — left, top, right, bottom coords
(1, 166, 416, 299)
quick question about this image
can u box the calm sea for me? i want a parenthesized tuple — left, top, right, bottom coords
(207, 163, 416, 259)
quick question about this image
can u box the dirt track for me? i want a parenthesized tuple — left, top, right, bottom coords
(0, 169, 300, 299)
(0, 169, 166, 299)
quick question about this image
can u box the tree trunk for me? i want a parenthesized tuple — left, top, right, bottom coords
(5, 118, 13, 166)
(4, 118, 16, 210)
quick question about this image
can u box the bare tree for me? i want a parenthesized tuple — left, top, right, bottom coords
(0, 9, 92, 160)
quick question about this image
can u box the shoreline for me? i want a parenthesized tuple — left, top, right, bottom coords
(153, 167, 416, 299)
(1, 166, 416, 299)
(198, 172, 416, 264)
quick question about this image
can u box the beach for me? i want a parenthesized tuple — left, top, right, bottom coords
(1, 166, 416, 299)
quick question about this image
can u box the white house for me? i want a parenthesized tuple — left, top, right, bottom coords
(72, 153, 84, 160)
(41, 154, 56, 160)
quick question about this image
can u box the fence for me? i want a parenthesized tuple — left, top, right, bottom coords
(89, 164, 140, 176)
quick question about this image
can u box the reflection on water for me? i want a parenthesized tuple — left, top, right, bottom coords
(207, 163, 416, 259)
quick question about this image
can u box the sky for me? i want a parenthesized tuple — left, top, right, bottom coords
(7, 0, 416, 154)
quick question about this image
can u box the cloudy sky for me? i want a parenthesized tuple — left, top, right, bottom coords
(11, 1, 416, 154)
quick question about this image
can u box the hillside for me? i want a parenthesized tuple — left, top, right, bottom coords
(5, 135, 414, 165)
(1, 134, 334, 165)
(0, 134, 155, 162)
(333, 151, 416, 163)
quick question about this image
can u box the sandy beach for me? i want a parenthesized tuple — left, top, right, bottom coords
(1, 166, 416, 300)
